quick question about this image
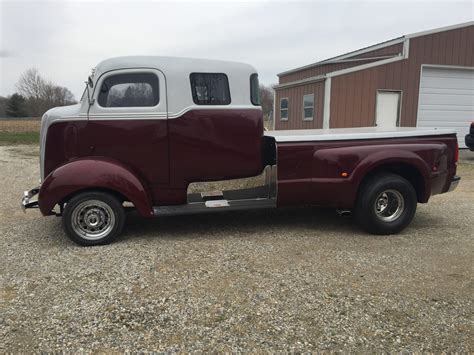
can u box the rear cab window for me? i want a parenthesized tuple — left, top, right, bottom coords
(98, 72, 159, 107)
(190, 73, 230, 105)
(250, 73, 261, 105)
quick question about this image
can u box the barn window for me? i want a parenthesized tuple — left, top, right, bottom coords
(98, 73, 159, 107)
(303, 94, 314, 121)
(280, 98, 288, 121)
(190, 73, 231, 105)
(250, 74, 261, 105)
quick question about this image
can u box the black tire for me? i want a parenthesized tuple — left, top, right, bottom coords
(62, 191, 125, 246)
(354, 173, 417, 235)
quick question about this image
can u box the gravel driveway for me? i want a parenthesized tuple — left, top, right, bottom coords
(1, 145, 473, 352)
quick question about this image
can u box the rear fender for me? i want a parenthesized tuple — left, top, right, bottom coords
(350, 149, 432, 185)
(349, 147, 441, 203)
(312, 144, 441, 206)
(38, 158, 154, 217)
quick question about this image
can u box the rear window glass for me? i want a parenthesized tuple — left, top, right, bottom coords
(250, 73, 261, 105)
(98, 73, 159, 107)
(190, 73, 231, 105)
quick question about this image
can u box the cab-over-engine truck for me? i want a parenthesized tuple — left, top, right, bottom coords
(22, 56, 460, 246)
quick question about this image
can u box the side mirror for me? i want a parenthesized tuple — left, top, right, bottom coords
(88, 76, 93, 88)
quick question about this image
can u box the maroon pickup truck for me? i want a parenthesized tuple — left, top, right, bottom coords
(22, 56, 460, 246)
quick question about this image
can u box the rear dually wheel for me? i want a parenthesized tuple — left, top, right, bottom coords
(354, 173, 417, 235)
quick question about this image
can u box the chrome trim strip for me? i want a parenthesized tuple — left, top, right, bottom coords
(88, 105, 260, 120)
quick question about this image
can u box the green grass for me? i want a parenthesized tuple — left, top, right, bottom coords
(0, 131, 40, 145)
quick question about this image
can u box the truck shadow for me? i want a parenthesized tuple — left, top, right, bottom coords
(121, 207, 358, 242)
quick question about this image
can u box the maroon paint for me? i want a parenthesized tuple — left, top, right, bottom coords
(44, 119, 169, 185)
(41, 108, 264, 210)
(39, 158, 153, 217)
(44, 120, 87, 179)
(166, 109, 263, 204)
(42, 114, 457, 215)
(276, 135, 458, 208)
(41, 108, 457, 214)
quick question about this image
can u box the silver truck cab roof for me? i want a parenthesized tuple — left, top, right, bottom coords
(92, 56, 260, 115)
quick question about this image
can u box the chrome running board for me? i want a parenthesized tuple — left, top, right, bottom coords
(153, 197, 276, 217)
(153, 165, 277, 217)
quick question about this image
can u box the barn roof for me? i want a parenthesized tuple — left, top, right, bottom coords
(278, 21, 474, 77)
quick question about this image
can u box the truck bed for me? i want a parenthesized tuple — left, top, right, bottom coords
(265, 127, 457, 142)
(265, 126, 458, 209)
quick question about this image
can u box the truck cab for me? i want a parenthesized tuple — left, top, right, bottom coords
(23, 56, 459, 246)
(39, 57, 266, 205)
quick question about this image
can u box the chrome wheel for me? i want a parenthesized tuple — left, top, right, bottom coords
(71, 200, 115, 240)
(374, 189, 405, 222)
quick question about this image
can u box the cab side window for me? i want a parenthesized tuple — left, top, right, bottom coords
(98, 73, 159, 107)
(190, 73, 230, 105)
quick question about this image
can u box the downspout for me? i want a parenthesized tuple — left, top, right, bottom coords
(323, 78, 331, 129)
(272, 87, 277, 130)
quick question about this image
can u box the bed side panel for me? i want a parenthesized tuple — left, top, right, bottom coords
(276, 135, 458, 208)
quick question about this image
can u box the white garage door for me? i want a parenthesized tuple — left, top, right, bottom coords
(417, 66, 474, 148)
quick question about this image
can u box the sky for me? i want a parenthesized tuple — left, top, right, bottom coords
(0, 0, 473, 100)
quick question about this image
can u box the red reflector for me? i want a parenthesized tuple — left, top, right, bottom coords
(341, 172, 349, 177)
(455, 142, 459, 163)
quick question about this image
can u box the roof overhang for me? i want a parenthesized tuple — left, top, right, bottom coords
(277, 37, 404, 77)
(274, 39, 410, 90)
(277, 21, 473, 78)
(274, 74, 326, 90)
(405, 20, 473, 39)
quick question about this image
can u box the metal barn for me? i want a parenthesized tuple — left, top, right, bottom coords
(274, 22, 474, 147)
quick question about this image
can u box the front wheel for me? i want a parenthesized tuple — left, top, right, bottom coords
(354, 173, 417, 235)
(62, 191, 125, 246)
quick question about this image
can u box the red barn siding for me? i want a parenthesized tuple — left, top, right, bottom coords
(329, 25, 474, 128)
(274, 81, 325, 130)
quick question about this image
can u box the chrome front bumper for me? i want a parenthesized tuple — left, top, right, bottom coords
(448, 175, 461, 192)
(21, 187, 40, 212)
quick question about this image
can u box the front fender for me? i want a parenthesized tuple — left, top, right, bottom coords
(38, 158, 154, 217)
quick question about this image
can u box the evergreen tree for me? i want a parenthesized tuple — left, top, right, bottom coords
(5, 93, 28, 117)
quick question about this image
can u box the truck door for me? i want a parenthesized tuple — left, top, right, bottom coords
(86, 68, 169, 184)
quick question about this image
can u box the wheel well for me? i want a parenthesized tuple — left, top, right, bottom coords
(358, 163, 426, 203)
(60, 187, 129, 207)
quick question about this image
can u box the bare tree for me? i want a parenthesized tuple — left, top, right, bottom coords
(16, 68, 46, 116)
(54, 86, 75, 106)
(16, 68, 76, 117)
(0, 96, 7, 117)
(43, 84, 75, 107)
(260, 84, 274, 122)
(16, 68, 45, 100)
